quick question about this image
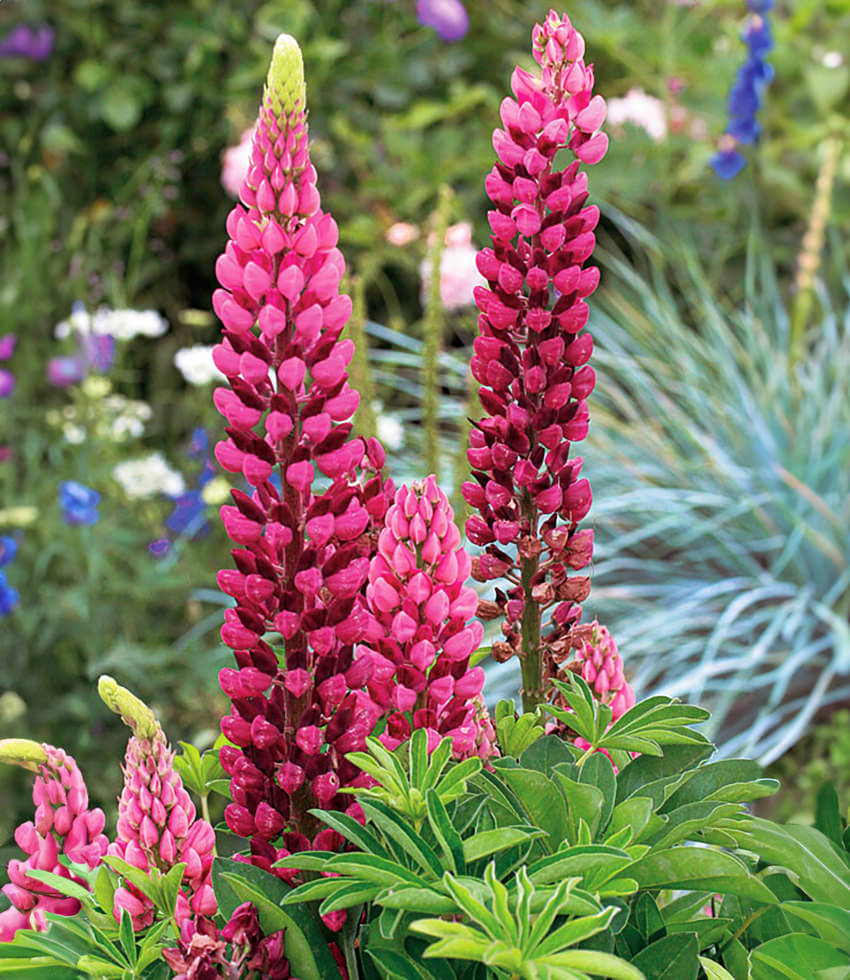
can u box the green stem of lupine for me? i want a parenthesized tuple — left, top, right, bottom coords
(519, 493, 543, 714)
(790, 134, 841, 365)
(345, 274, 377, 439)
(451, 354, 480, 520)
(422, 185, 452, 478)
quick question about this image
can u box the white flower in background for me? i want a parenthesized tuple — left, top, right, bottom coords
(110, 415, 145, 440)
(375, 409, 404, 451)
(94, 308, 168, 339)
(823, 51, 844, 68)
(113, 453, 186, 500)
(62, 423, 86, 445)
(54, 307, 168, 341)
(607, 88, 668, 143)
(173, 345, 224, 386)
(54, 307, 95, 339)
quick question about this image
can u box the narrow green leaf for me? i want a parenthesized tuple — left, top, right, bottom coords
(118, 910, 136, 968)
(426, 789, 465, 874)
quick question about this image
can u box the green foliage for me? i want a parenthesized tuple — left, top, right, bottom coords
(0, 860, 179, 978)
(270, 700, 850, 978)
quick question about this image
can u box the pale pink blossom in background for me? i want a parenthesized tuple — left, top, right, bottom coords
(220, 127, 253, 198)
(385, 221, 420, 246)
(421, 222, 485, 311)
(607, 88, 668, 143)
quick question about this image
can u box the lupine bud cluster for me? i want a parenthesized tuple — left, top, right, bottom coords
(561, 621, 635, 720)
(0, 740, 108, 940)
(362, 478, 495, 760)
(99, 677, 216, 930)
(463, 9, 606, 709)
(163, 902, 290, 980)
(211, 34, 392, 867)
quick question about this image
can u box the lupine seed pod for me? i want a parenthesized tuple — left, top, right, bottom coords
(0, 739, 108, 940)
(463, 10, 607, 711)
(211, 34, 393, 869)
(98, 676, 216, 930)
(362, 477, 495, 760)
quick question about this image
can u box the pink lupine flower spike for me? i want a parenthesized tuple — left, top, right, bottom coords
(0, 738, 108, 940)
(464, 10, 607, 710)
(211, 34, 393, 877)
(98, 676, 217, 930)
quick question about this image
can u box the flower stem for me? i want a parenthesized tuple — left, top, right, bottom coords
(519, 495, 542, 713)
(790, 135, 841, 364)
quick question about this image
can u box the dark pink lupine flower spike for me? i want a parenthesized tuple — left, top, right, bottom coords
(211, 34, 392, 870)
(362, 477, 496, 760)
(464, 10, 607, 711)
(98, 676, 217, 930)
(0, 738, 109, 940)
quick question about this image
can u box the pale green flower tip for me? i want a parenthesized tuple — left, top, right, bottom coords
(0, 738, 48, 771)
(97, 674, 159, 739)
(266, 33, 306, 117)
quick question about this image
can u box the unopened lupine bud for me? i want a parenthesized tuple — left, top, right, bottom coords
(99, 678, 216, 930)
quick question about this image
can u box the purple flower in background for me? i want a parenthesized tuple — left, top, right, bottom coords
(47, 325, 115, 388)
(80, 333, 116, 373)
(416, 0, 468, 41)
(47, 355, 87, 388)
(59, 481, 101, 526)
(0, 335, 16, 361)
(0, 369, 13, 399)
(0, 25, 55, 61)
(148, 538, 171, 558)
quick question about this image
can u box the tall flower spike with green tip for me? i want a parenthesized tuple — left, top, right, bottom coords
(99, 676, 216, 930)
(212, 30, 392, 872)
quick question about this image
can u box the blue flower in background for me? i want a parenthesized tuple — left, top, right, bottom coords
(59, 481, 101, 525)
(0, 570, 19, 616)
(711, 0, 774, 179)
(0, 25, 54, 61)
(188, 427, 209, 459)
(0, 535, 20, 616)
(0, 536, 18, 567)
(165, 490, 207, 535)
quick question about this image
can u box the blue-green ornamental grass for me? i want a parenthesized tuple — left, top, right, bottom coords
(580, 220, 850, 764)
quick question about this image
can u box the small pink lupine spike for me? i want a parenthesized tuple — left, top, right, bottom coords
(0, 739, 108, 939)
(362, 480, 495, 761)
(465, 11, 608, 710)
(98, 676, 216, 931)
(211, 34, 393, 867)
(570, 622, 635, 719)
